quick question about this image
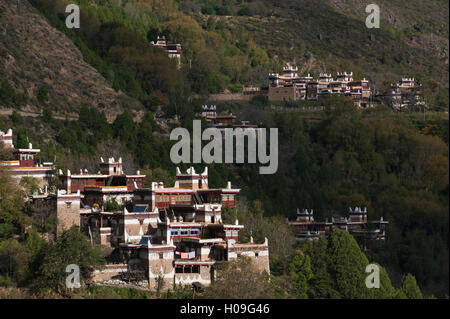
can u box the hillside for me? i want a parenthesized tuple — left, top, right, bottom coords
(1, 0, 448, 118)
(0, 0, 448, 298)
(0, 0, 143, 121)
(184, 0, 448, 107)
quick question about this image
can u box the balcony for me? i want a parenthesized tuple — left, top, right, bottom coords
(175, 251, 196, 259)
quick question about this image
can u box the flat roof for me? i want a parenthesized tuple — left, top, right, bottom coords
(182, 237, 226, 244)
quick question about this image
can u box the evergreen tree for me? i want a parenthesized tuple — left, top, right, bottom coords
(288, 250, 313, 298)
(0, 80, 15, 106)
(303, 236, 341, 298)
(400, 273, 423, 299)
(327, 229, 370, 298)
(369, 263, 397, 299)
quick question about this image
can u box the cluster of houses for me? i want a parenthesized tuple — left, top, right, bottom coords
(383, 77, 425, 111)
(0, 129, 269, 290)
(288, 208, 388, 242)
(266, 64, 372, 107)
(249, 63, 423, 110)
(1, 128, 390, 289)
(200, 105, 258, 132)
(147, 35, 423, 112)
(146, 33, 423, 111)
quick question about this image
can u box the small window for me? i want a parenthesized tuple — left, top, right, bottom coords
(192, 266, 200, 273)
(175, 266, 183, 273)
(181, 230, 188, 235)
(159, 253, 164, 259)
(171, 230, 179, 236)
(255, 252, 259, 258)
(66, 202, 72, 208)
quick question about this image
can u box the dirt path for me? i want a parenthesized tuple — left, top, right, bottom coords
(0, 108, 78, 121)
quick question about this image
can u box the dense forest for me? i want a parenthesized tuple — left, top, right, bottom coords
(0, 0, 448, 298)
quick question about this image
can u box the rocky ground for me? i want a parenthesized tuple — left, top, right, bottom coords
(0, 0, 143, 122)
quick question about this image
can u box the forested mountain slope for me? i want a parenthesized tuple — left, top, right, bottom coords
(3, 0, 447, 117)
(183, 0, 448, 108)
(0, 0, 143, 121)
(0, 0, 448, 298)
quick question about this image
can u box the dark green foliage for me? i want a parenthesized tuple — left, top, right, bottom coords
(0, 81, 28, 108)
(0, 169, 28, 240)
(2, 95, 447, 296)
(202, 257, 273, 298)
(55, 106, 111, 155)
(9, 111, 23, 126)
(237, 6, 250, 16)
(251, 94, 269, 107)
(288, 250, 312, 298)
(104, 198, 121, 212)
(29, 226, 105, 292)
(201, 1, 217, 15)
(42, 106, 53, 123)
(233, 100, 448, 296)
(82, 285, 154, 299)
(326, 229, 370, 298)
(289, 230, 407, 299)
(36, 85, 49, 105)
(400, 273, 423, 299)
(370, 264, 398, 299)
(302, 237, 341, 298)
(0, 239, 29, 285)
(0, 80, 15, 107)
